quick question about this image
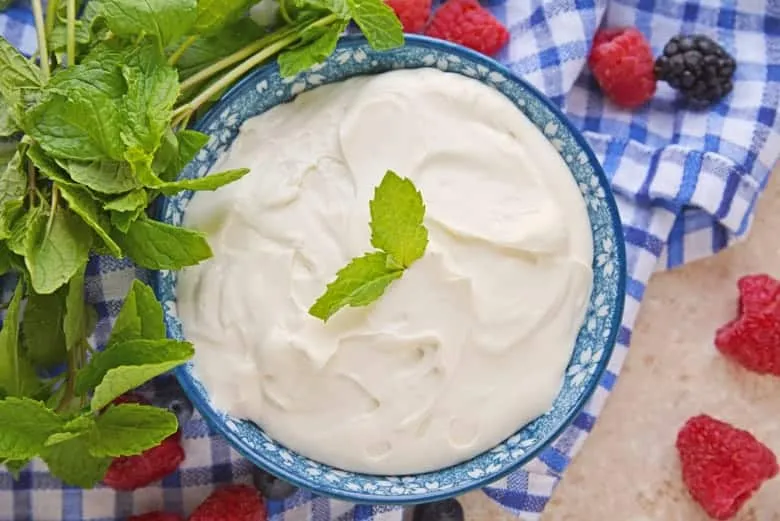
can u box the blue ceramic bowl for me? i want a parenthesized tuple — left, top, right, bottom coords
(154, 35, 626, 504)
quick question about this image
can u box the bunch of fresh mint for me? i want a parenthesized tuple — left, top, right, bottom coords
(0, 0, 402, 487)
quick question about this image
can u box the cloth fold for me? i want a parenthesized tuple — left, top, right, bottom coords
(1, 0, 779, 519)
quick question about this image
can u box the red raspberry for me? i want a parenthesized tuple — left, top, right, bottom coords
(676, 415, 778, 520)
(189, 485, 267, 521)
(112, 394, 147, 406)
(386, 0, 431, 33)
(425, 0, 509, 57)
(104, 432, 185, 491)
(128, 513, 183, 521)
(588, 27, 657, 108)
(715, 301, 780, 376)
(737, 274, 780, 315)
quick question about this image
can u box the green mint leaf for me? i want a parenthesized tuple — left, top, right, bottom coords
(103, 189, 147, 212)
(192, 0, 255, 35)
(159, 129, 209, 182)
(0, 36, 42, 93)
(7, 204, 39, 255)
(0, 96, 18, 137)
(26, 144, 74, 185)
(25, 206, 94, 295)
(309, 171, 429, 321)
(0, 202, 21, 243)
(121, 43, 179, 154)
(22, 288, 67, 369)
(346, 0, 404, 51)
(114, 215, 213, 270)
(74, 339, 194, 411)
(157, 168, 250, 196)
(172, 18, 264, 80)
(27, 60, 125, 161)
(99, 0, 198, 48)
(44, 430, 88, 448)
(41, 435, 111, 488)
(0, 398, 64, 459)
(152, 128, 179, 176)
(64, 265, 89, 354)
(26, 149, 118, 259)
(109, 280, 167, 346)
(0, 282, 40, 397)
(0, 148, 26, 239)
(0, 36, 42, 127)
(309, 251, 403, 320)
(278, 21, 347, 77)
(55, 182, 123, 257)
(88, 403, 178, 457)
(58, 159, 140, 195)
(0, 147, 26, 202)
(125, 146, 163, 187)
(369, 170, 428, 267)
(76, 338, 193, 396)
(130, 142, 237, 193)
(44, 415, 95, 448)
(53, 47, 126, 97)
(110, 207, 145, 233)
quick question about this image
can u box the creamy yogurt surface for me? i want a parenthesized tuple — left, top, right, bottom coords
(177, 68, 594, 475)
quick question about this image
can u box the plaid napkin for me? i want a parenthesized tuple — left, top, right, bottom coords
(2, 0, 779, 519)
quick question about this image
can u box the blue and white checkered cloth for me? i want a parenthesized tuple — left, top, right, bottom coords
(2, 0, 779, 519)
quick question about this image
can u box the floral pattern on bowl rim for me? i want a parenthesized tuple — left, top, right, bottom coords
(154, 35, 627, 505)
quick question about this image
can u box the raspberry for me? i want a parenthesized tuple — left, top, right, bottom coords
(425, 0, 509, 57)
(715, 302, 780, 376)
(189, 485, 267, 521)
(112, 393, 148, 406)
(676, 415, 778, 520)
(386, 0, 432, 33)
(128, 513, 183, 521)
(737, 274, 780, 316)
(103, 432, 185, 491)
(588, 27, 657, 108)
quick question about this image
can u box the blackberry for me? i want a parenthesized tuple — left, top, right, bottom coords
(412, 499, 464, 521)
(654, 35, 736, 106)
(251, 467, 299, 500)
(149, 378, 195, 428)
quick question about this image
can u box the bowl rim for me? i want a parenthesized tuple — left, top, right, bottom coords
(155, 33, 627, 505)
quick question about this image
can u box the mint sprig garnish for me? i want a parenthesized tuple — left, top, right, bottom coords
(309, 171, 429, 321)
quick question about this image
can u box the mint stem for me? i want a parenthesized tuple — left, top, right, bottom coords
(44, 185, 59, 240)
(174, 34, 297, 118)
(44, 0, 60, 40)
(178, 23, 303, 93)
(31, 0, 50, 81)
(26, 159, 37, 206)
(66, 0, 76, 66)
(174, 13, 340, 117)
(278, 0, 295, 25)
(168, 35, 198, 66)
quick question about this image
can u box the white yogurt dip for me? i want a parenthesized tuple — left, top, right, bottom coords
(177, 68, 594, 475)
